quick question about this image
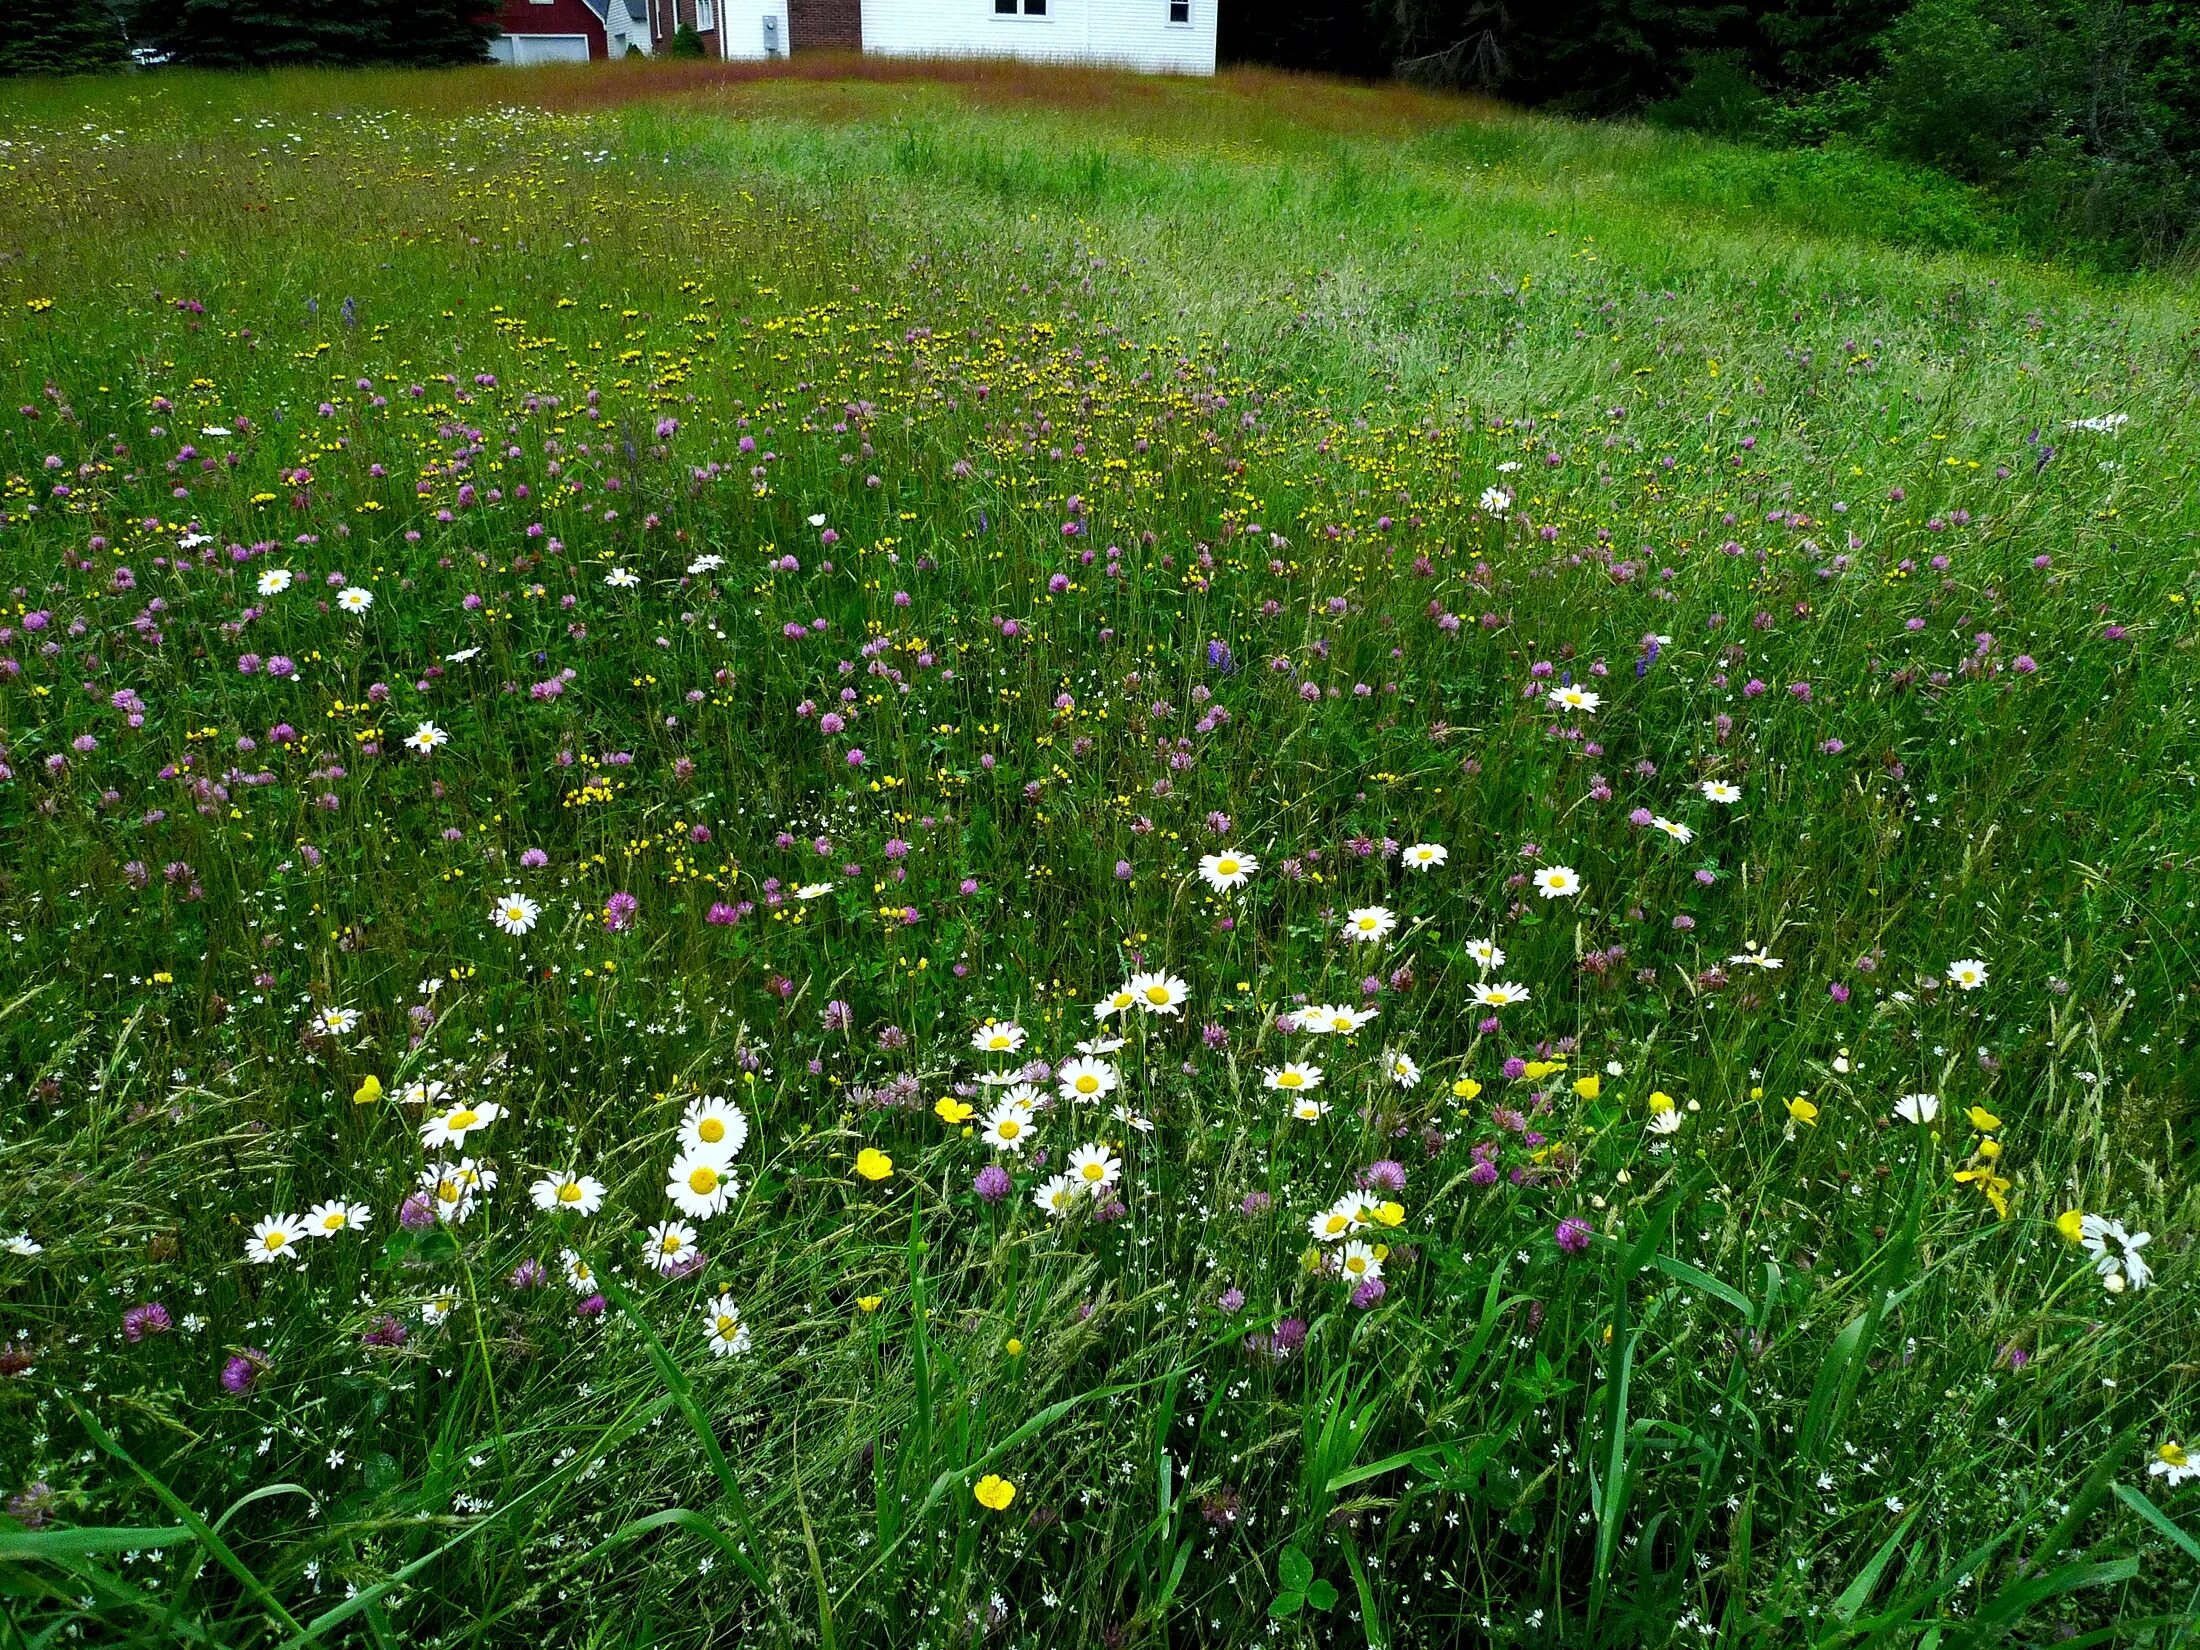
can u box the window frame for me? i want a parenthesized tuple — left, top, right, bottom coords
(1167, 0, 1190, 21)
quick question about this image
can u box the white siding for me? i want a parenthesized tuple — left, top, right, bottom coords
(860, 0, 1215, 75)
(717, 0, 791, 57)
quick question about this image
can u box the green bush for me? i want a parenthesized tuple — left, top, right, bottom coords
(668, 23, 706, 57)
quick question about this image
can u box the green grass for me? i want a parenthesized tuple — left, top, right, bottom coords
(0, 57, 2198, 1650)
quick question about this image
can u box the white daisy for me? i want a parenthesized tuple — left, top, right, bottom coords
(1401, 842, 1448, 872)
(1533, 865, 1582, 899)
(1470, 981, 1532, 1008)
(604, 566, 639, 588)
(1301, 1002, 1378, 1035)
(1651, 816, 1693, 844)
(701, 1293, 752, 1357)
(559, 1248, 597, 1293)
(687, 554, 725, 575)
(1893, 1093, 1939, 1125)
(1065, 1143, 1122, 1195)
(420, 1099, 501, 1150)
(2150, 1442, 2199, 1487)
(490, 891, 540, 936)
(1262, 1063, 1324, 1094)
(680, 1097, 749, 1159)
(1109, 1104, 1154, 1134)
(1551, 684, 1601, 715)
(1946, 958, 1989, 992)
(971, 1020, 1027, 1055)
(335, 585, 374, 614)
(1033, 1173, 1082, 1218)
(1126, 971, 1190, 1017)
(1056, 1056, 1119, 1104)
(405, 721, 449, 755)
(3, 1233, 43, 1257)
(1341, 906, 1397, 943)
(396, 1078, 447, 1108)
(531, 1170, 606, 1215)
(246, 1213, 307, 1264)
(1196, 849, 1258, 893)
(665, 1152, 738, 1219)
(1466, 938, 1506, 971)
(1092, 984, 1140, 1021)
(794, 882, 834, 901)
(256, 568, 293, 596)
(1727, 945, 1783, 971)
(644, 1219, 700, 1274)
(1287, 1096, 1332, 1122)
(981, 1106, 1034, 1153)
(311, 1006, 360, 1037)
(1701, 780, 1741, 804)
(1387, 1051, 1422, 1089)
(1337, 1241, 1383, 1284)
(304, 1200, 368, 1237)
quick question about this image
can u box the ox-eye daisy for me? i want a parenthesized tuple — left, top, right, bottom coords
(1471, 982, 1532, 1009)
(247, 1214, 307, 1264)
(559, 1248, 597, 1293)
(1263, 1063, 1323, 1093)
(644, 1220, 700, 1274)
(666, 1151, 738, 1219)
(421, 1100, 501, 1150)
(1197, 849, 1257, 892)
(305, 1200, 368, 1237)
(971, 1020, 1027, 1054)
(1947, 958, 1989, 992)
(1401, 842, 1448, 872)
(1033, 1174, 1082, 1217)
(490, 892, 540, 936)
(1702, 780, 1741, 804)
(981, 1106, 1035, 1153)
(335, 585, 374, 614)
(1066, 1143, 1121, 1194)
(531, 1170, 606, 1215)
(257, 568, 293, 595)
(1342, 906, 1397, 943)
(702, 1293, 752, 1357)
(405, 721, 449, 755)
(1287, 1096, 1332, 1122)
(1092, 984, 1140, 1021)
(1056, 1056, 1118, 1103)
(1127, 972, 1190, 1016)
(681, 1097, 749, 1158)
(1534, 866, 1583, 899)
(1551, 684, 1601, 715)
(1466, 938, 1506, 971)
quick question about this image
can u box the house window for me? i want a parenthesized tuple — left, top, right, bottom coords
(696, 0, 713, 26)
(1168, 0, 1189, 18)
(995, 0, 1046, 14)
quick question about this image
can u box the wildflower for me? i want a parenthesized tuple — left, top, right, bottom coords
(1066, 1143, 1121, 1195)
(2055, 1209, 2088, 1244)
(981, 1106, 1034, 1153)
(1287, 1096, 1332, 1122)
(701, 1293, 752, 1357)
(304, 1200, 368, 1237)
(604, 566, 639, 588)
(1946, 959, 1989, 992)
(246, 1214, 307, 1264)
(311, 1006, 360, 1037)
(974, 1164, 1012, 1202)
(220, 1349, 268, 1394)
(559, 1249, 597, 1293)
(1263, 1063, 1323, 1094)
(1466, 938, 1505, 971)
(1728, 944, 1782, 971)
(644, 1220, 700, 1275)
(1110, 1104, 1154, 1134)
(687, 553, 724, 574)
(1895, 1093, 1940, 1125)
(1966, 1106, 2001, 1132)
(405, 721, 449, 754)
(1572, 1074, 1600, 1100)
(1056, 1055, 1118, 1103)
(490, 891, 540, 936)
(1470, 982, 1531, 1009)
(1338, 1241, 1384, 1285)
(1401, 842, 1448, 872)
(971, 1019, 1028, 1054)
(1786, 1097, 1819, 1126)
(1651, 816, 1694, 844)
(531, 1171, 606, 1215)
(335, 586, 374, 614)
(2150, 1442, 2199, 1487)
(4, 1233, 45, 1257)
(1341, 905, 1397, 944)
(396, 1078, 446, 1108)
(681, 1098, 749, 1158)
(1954, 1163, 2013, 1220)
(1196, 848, 1257, 892)
(794, 881, 834, 900)
(1092, 983, 1140, 1020)
(666, 1151, 738, 1218)
(122, 1302, 173, 1343)
(1387, 1051, 1422, 1088)
(420, 1099, 501, 1150)
(2080, 1215, 2153, 1292)
(1033, 1173, 1082, 1217)
(1701, 780, 1741, 803)
(935, 1097, 975, 1125)
(1534, 866, 1582, 899)
(256, 568, 293, 595)
(352, 1075, 384, 1106)
(1302, 1002, 1376, 1035)
(973, 1474, 1017, 1512)
(1451, 1077, 1483, 1103)
(854, 1147, 894, 1182)
(1478, 485, 1511, 514)
(1554, 1217, 1593, 1255)
(1647, 1106, 1684, 1135)
(1551, 684, 1601, 715)
(1127, 971, 1190, 1016)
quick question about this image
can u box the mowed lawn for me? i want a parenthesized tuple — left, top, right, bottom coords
(1, 55, 2197, 1650)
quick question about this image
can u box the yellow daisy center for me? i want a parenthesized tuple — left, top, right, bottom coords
(263, 1232, 286, 1250)
(557, 1181, 583, 1202)
(1081, 1163, 1104, 1180)
(697, 1118, 725, 1143)
(1144, 986, 1170, 1004)
(1217, 858, 1238, 875)
(1075, 1075, 1099, 1093)
(999, 1119, 1021, 1138)
(688, 1166, 719, 1195)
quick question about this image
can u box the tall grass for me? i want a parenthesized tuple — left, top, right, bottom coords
(0, 61, 2196, 1649)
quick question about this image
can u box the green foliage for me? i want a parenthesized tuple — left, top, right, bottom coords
(0, 0, 128, 75)
(0, 61, 2197, 1650)
(668, 23, 707, 58)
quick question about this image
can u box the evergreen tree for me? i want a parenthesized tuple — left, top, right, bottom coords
(125, 0, 493, 66)
(1, 0, 128, 75)
(385, 0, 498, 66)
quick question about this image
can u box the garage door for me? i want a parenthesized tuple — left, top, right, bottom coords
(511, 34, 592, 63)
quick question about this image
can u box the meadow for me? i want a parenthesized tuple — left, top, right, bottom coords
(1, 55, 2198, 1649)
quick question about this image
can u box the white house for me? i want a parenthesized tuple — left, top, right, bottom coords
(857, 0, 1215, 75)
